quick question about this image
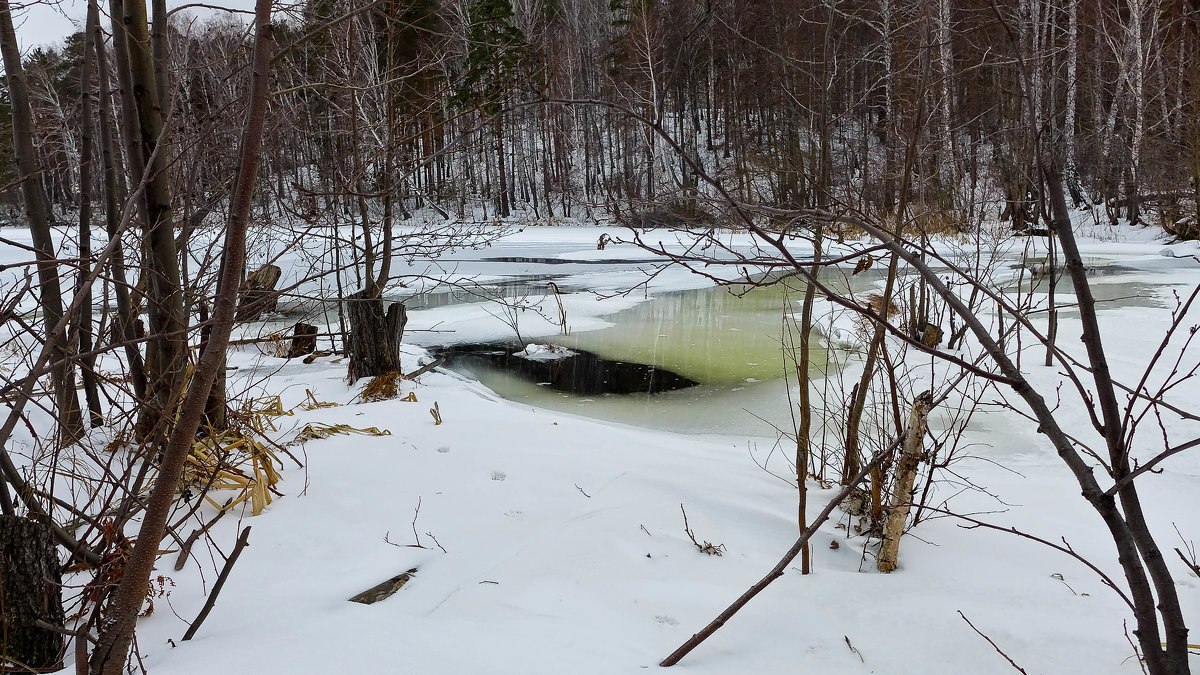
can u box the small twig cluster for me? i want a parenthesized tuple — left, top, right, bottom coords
(383, 497, 448, 554)
(680, 504, 725, 556)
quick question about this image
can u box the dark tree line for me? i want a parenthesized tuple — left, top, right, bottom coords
(5, 0, 1199, 237)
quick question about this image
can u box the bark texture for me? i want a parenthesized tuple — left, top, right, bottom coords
(876, 390, 934, 573)
(0, 0, 85, 445)
(0, 516, 65, 671)
(287, 323, 318, 359)
(236, 264, 282, 321)
(346, 291, 406, 382)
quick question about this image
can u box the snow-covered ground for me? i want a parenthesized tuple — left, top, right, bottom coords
(3, 219, 1199, 673)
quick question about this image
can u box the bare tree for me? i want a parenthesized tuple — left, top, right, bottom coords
(88, 0, 276, 670)
(0, 0, 86, 445)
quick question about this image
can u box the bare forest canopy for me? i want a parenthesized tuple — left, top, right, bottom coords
(5, 0, 1199, 238)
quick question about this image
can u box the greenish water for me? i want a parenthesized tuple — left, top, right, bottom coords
(450, 277, 836, 438)
(552, 278, 825, 385)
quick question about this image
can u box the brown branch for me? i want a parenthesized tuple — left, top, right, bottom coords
(957, 610, 1029, 674)
(181, 526, 251, 641)
(1104, 436, 1200, 497)
(1176, 548, 1200, 578)
(918, 505, 1134, 611)
(403, 357, 445, 380)
(173, 505, 230, 571)
(660, 441, 897, 667)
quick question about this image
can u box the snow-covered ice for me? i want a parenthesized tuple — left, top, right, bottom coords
(2, 221, 1197, 673)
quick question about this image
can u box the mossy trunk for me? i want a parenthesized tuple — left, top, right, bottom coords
(0, 515, 65, 671)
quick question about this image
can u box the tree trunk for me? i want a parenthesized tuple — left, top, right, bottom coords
(876, 391, 934, 573)
(795, 225, 822, 575)
(496, 108, 510, 218)
(95, 0, 148, 404)
(75, 5, 105, 427)
(235, 264, 282, 321)
(0, 0, 86, 446)
(843, 245, 902, 487)
(346, 290, 406, 383)
(287, 323, 318, 359)
(88, 1, 275, 670)
(0, 516, 66, 671)
(112, 0, 188, 447)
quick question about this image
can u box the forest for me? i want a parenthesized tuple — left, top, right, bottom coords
(0, 0, 1198, 673)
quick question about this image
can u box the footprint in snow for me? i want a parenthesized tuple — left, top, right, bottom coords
(436, 446, 450, 454)
(655, 616, 679, 626)
(491, 470, 507, 481)
(504, 510, 524, 519)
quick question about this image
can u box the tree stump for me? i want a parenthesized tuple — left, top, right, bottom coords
(916, 322, 944, 348)
(877, 391, 934, 573)
(286, 322, 318, 359)
(0, 516, 65, 671)
(235, 264, 282, 321)
(345, 290, 406, 383)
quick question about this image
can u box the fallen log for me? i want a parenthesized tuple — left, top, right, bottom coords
(349, 568, 419, 605)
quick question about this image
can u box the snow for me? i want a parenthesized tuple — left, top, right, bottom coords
(515, 344, 577, 361)
(2, 219, 1198, 673)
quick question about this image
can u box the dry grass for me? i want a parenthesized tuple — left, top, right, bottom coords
(853, 292, 906, 339)
(358, 371, 401, 403)
(291, 422, 391, 444)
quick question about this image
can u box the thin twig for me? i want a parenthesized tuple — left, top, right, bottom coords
(1122, 620, 1149, 675)
(411, 497, 423, 548)
(174, 503, 231, 571)
(957, 610, 1028, 674)
(844, 635, 864, 663)
(661, 443, 896, 666)
(680, 504, 724, 556)
(1175, 548, 1200, 578)
(425, 532, 447, 554)
(918, 506, 1134, 611)
(182, 526, 251, 641)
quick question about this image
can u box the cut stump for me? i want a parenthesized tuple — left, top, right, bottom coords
(236, 264, 282, 321)
(286, 322, 318, 359)
(346, 290, 406, 383)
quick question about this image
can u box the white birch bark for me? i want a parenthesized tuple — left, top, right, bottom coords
(936, 0, 956, 204)
(1064, 0, 1079, 190)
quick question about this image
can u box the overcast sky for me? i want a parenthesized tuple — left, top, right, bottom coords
(9, 0, 258, 51)
(9, 0, 87, 49)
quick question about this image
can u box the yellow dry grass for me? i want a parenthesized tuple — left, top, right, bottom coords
(181, 395, 292, 516)
(358, 371, 401, 403)
(184, 432, 282, 516)
(291, 422, 391, 444)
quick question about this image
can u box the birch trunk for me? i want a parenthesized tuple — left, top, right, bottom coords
(936, 0, 956, 209)
(877, 390, 934, 573)
(1064, 0, 1082, 203)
